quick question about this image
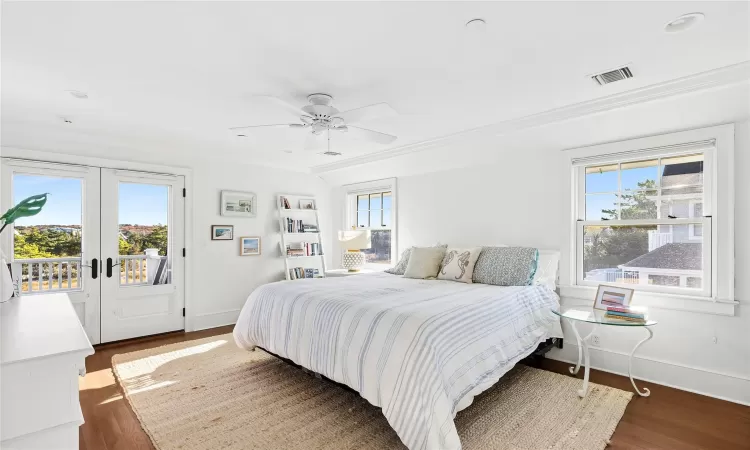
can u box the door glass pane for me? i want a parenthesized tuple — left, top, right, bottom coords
(12, 174, 83, 293)
(118, 183, 170, 286)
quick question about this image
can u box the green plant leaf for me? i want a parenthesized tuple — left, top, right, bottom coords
(0, 193, 48, 225)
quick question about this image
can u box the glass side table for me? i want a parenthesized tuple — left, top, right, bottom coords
(551, 307, 657, 398)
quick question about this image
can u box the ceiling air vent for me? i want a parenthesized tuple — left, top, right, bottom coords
(322, 151, 342, 156)
(591, 66, 633, 86)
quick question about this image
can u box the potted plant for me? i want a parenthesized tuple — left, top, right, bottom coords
(1, 194, 48, 302)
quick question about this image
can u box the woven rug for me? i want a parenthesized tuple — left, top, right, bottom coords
(112, 334, 632, 450)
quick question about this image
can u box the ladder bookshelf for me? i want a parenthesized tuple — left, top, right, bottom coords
(277, 194, 327, 280)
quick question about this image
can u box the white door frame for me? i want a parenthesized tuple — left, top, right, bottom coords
(0, 147, 197, 332)
(0, 159, 102, 343)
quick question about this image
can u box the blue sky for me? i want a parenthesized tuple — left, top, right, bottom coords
(585, 164, 658, 220)
(13, 175, 168, 226)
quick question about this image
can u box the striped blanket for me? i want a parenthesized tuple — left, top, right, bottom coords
(233, 273, 560, 450)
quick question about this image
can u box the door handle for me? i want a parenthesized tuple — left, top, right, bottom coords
(91, 258, 98, 279)
(106, 257, 114, 278)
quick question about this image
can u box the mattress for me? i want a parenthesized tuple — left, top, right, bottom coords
(233, 272, 561, 450)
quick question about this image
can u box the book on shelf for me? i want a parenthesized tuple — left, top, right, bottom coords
(280, 196, 292, 209)
(288, 267, 321, 280)
(286, 243, 323, 257)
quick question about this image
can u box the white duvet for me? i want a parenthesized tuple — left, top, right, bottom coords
(234, 273, 560, 450)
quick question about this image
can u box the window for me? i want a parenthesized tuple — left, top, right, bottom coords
(574, 147, 712, 296)
(345, 179, 397, 268)
(354, 191, 392, 265)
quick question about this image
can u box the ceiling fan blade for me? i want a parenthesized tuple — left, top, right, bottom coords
(229, 123, 305, 131)
(346, 126, 397, 145)
(249, 95, 303, 118)
(335, 103, 397, 124)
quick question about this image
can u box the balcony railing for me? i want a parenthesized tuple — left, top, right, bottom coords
(13, 257, 82, 294)
(648, 231, 673, 251)
(12, 254, 169, 294)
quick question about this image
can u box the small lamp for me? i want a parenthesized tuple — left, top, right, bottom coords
(338, 230, 372, 272)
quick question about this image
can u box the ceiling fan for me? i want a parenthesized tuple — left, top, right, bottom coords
(230, 94, 398, 151)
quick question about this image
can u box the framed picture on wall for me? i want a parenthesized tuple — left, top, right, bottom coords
(211, 225, 234, 240)
(221, 190, 257, 217)
(240, 236, 261, 256)
(594, 284, 634, 310)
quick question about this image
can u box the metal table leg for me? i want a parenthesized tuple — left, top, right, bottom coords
(628, 327, 653, 397)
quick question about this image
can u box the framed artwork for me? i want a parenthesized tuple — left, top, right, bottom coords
(594, 284, 634, 310)
(221, 190, 257, 217)
(299, 199, 316, 210)
(240, 236, 261, 256)
(211, 225, 234, 240)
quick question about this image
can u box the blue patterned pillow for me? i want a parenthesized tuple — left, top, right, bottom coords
(472, 247, 539, 286)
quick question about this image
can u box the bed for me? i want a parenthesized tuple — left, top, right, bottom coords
(233, 272, 561, 450)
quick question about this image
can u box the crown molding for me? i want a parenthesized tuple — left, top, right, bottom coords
(311, 61, 750, 174)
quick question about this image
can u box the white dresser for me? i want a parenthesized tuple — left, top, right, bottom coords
(1, 293, 94, 450)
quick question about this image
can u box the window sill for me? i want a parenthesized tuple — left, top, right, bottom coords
(558, 285, 738, 316)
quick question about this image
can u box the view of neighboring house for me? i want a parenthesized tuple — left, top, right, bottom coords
(585, 155, 704, 289)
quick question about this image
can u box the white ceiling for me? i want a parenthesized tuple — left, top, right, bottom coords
(2, 2, 748, 171)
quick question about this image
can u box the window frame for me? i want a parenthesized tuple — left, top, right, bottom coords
(343, 178, 397, 270)
(565, 124, 735, 308)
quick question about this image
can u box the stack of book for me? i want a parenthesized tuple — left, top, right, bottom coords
(288, 267, 321, 280)
(604, 306, 646, 323)
(286, 243, 322, 257)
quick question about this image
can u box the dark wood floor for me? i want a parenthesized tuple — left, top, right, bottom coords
(79, 326, 750, 450)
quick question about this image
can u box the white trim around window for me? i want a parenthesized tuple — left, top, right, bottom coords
(562, 124, 736, 315)
(342, 178, 397, 270)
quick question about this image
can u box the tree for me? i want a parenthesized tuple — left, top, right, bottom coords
(141, 225, 168, 256)
(584, 179, 655, 273)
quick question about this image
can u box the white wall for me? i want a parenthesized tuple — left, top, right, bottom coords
(190, 162, 331, 330)
(323, 82, 750, 405)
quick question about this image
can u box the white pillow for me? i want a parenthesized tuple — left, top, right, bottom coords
(533, 250, 559, 290)
(403, 247, 447, 279)
(437, 247, 482, 283)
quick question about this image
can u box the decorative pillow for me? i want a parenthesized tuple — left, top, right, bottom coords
(472, 246, 539, 286)
(403, 247, 447, 279)
(437, 247, 483, 283)
(385, 247, 413, 275)
(384, 244, 447, 275)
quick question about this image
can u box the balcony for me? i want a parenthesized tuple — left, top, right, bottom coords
(12, 254, 168, 295)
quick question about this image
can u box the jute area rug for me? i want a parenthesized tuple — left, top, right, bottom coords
(112, 334, 632, 450)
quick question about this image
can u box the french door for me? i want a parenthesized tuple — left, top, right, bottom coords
(1, 160, 185, 344)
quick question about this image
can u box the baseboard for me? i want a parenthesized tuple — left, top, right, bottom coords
(548, 344, 750, 406)
(191, 309, 241, 332)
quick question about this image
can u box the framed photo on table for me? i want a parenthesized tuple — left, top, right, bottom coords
(594, 284, 634, 310)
